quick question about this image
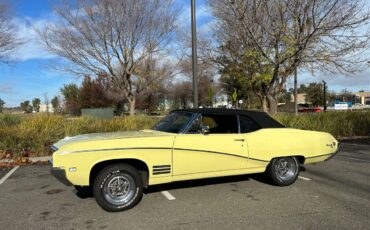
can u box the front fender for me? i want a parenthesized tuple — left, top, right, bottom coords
(53, 147, 173, 186)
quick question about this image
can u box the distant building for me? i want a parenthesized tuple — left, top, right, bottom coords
(355, 92, 370, 105)
(213, 94, 232, 108)
(290, 93, 307, 104)
(289, 91, 370, 106)
(39, 103, 54, 113)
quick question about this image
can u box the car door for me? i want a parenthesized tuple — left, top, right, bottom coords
(238, 114, 269, 169)
(172, 113, 248, 177)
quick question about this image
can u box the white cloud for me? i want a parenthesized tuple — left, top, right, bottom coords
(0, 84, 13, 94)
(176, 1, 213, 28)
(9, 17, 57, 61)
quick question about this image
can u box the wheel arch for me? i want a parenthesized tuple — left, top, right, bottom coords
(270, 155, 305, 164)
(89, 159, 150, 188)
(295, 155, 305, 164)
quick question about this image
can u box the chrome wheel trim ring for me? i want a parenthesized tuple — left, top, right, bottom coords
(275, 158, 297, 181)
(103, 174, 136, 206)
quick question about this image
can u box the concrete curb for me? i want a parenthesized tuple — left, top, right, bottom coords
(0, 156, 51, 164)
(337, 136, 369, 140)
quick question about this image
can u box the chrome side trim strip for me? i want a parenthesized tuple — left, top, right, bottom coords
(59, 147, 172, 155)
(59, 147, 270, 163)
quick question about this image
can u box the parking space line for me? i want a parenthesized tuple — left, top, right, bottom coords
(298, 176, 311, 181)
(161, 191, 176, 200)
(0, 166, 20, 186)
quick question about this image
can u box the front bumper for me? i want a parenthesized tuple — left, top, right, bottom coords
(325, 142, 341, 161)
(50, 168, 72, 186)
(50, 159, 72, 186)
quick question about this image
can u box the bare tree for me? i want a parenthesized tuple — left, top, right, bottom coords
(179, 58, 216, 107)
(135, 56, 178, 98)
(134, 56, 178, 112)
(38, 0, 177, 115)
(169, 81, 192, 109)
(0, 0, 21, 63)
(210, 0, 370, 114)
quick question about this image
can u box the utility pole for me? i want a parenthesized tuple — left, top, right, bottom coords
(294, 67, 298, 115)
(191, 0, 198, 108)
(322, 80, 327, 112)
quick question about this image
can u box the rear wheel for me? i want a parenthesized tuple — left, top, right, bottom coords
(266, 157, 299, 186)
(93, 164, 143, 212)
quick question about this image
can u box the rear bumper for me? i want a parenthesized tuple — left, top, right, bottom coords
(50, 168, 72, 186)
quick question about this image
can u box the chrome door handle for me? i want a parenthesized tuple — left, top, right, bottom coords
(234, 139, 245, 142)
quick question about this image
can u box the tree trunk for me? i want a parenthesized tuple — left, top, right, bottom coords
(266, 94, 278, 115)
(256, 93, 268, 112)
(247, 94, 251, 110)
(128, 96, 136, 115)
(262, 97, 268, 113)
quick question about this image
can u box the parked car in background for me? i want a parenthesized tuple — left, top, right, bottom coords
(299, 107, 323, 113)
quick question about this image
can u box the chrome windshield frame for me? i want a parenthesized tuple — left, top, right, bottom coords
(152, 111, 199, 134)
(180, 112, 201, 134)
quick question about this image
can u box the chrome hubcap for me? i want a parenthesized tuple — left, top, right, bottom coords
(104, 174, 135, 205)
(275, 158, 296, 181)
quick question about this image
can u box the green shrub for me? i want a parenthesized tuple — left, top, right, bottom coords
(274, 111, 370, 137)
(0, 113, 21, 128)
(64, 115, 159, 136)
(0, 127, 24, 158)
(64, 116, 96, 136)
(0, 114, 159, 157)
(19, 114, 65, 154)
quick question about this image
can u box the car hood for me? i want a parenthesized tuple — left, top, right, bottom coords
(53, 129, 172, 149)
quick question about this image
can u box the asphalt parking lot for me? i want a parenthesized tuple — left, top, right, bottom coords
(0, 142, 369, 230)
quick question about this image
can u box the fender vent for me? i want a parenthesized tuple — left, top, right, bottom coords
(152, 165, 171, 175)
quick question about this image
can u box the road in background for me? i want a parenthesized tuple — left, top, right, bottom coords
(0, 142, 369, 230)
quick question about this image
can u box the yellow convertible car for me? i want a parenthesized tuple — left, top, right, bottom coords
(50, 109, 340, 212)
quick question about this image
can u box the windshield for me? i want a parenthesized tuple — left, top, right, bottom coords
(152, 112, 195, 133)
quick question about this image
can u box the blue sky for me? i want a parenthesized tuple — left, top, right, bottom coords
(0, 0, 369, 107)
(0, 0, 76, 107)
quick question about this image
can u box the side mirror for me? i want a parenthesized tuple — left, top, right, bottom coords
(200, 125, 210, 135)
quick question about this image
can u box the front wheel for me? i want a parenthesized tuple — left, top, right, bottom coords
(93, 164, 143, 212)
(266, 157, 299, 186)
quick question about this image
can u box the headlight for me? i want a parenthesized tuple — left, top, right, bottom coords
(50, 146, 59, 152)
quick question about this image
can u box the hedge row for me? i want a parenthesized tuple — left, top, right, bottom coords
(0, 114, 159, 158)
(274, 111, 370, 137)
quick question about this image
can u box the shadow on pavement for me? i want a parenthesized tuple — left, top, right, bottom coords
(145, 173, 276, 194)
(75, 186, 94, 199)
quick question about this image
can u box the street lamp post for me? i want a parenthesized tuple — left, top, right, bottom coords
(294, 67, 298, 115)
(322, 80, 327, 112)
(191, 0, 198, 108)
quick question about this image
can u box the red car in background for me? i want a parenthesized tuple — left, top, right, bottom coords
(299, 107, 323, 113)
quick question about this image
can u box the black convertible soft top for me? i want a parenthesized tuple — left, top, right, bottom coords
(172, 108, 285, 129)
